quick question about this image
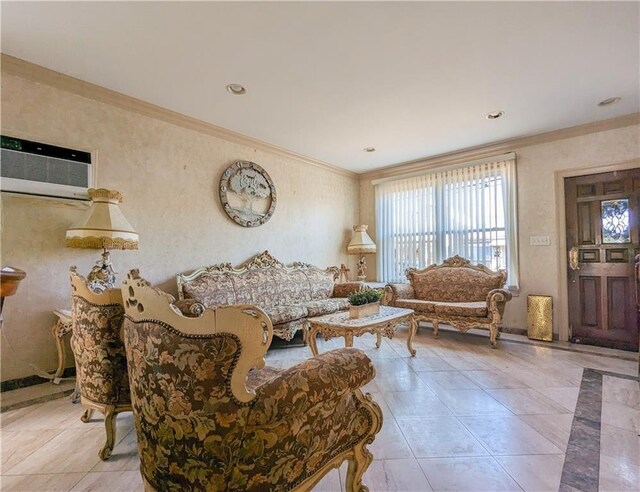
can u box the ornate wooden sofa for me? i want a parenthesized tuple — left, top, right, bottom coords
(122, 270, 382, 491)
(385, 256, 512, 347)
(176, 251, 363, 341)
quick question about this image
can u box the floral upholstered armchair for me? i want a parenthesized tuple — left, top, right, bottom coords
(121, 270, 382, 492)
(69, 267, 131, 460)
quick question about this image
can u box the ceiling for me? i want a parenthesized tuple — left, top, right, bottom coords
(1, 2, 638, 173)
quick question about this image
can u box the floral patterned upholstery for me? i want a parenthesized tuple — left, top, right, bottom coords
(71, 296, 130, 406)
(177, 251, 364, 341)
(122, 270, 382, 492)
(385, 256, 512, 347)
(69, 267, 132, 460)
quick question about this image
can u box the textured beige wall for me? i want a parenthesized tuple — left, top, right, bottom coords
(359, 124, 640, 335)
(1, 73, 359, 381)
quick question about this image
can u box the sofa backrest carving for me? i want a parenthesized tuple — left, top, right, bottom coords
(406, 255, 507, 302)
(177, 250, 340, 309)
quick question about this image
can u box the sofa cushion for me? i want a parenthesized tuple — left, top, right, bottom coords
(182, 273, 237, 307)
(395, 299, 438, 313)
(231, 270, 277, 308)
(432, 301, 488, 317)
(303, 298, 351, 317)
(271, 268, 313, 304)
(412, 267, 504, 302)
(303, 268, 336, 300)
(262, 304, 308, 325)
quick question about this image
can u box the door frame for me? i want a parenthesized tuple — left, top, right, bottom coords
(554, 158, 640, 342)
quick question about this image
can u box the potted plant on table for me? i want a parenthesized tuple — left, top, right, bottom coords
(348, 287, 382, 319)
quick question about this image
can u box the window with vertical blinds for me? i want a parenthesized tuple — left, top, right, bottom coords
(375, 154, 519, 289)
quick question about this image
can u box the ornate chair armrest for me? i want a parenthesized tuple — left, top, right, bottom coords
(384, 283, 415, 305)
(486, 289, 512, 319)
(248, 348, 375, 425)
(172, 298, 205, 317)
(332, 281, 365, 298)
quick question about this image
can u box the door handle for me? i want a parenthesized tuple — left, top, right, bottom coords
(569, 247, 580, 271)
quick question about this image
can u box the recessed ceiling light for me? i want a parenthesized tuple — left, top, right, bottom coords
(485, 111, 505, 120)
(226, 83, 246, 95)
(363, 147, 376, 152)
(598, 97, 621, 107)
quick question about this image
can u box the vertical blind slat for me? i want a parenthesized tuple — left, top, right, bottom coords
(374, 158, 519, 288)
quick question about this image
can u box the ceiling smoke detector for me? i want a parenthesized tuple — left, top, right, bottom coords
(598, 97, 621, 107)
(485, 111, 505, 120)
(363, 147, 376, 153)
(226, 84, 246, 95)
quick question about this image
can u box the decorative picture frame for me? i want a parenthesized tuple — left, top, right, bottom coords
(219, 161, 276, 227)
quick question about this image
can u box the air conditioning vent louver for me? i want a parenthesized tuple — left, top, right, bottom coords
(0, 135, 92, 200)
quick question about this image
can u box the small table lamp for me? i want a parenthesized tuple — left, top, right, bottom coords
(66, 188, 138, 291)
(347, 224, 377, 281)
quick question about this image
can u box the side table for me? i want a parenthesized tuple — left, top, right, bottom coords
(52, 309, 72, 380)
(52, 309, 79, 403)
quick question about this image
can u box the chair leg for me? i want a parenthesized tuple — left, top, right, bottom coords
(345, 443, 373, 492)
(80, 408, 95, 423)
(98, 406, 117, 460)
(489, 324, 499, 349)
(432, 320, 439, 338)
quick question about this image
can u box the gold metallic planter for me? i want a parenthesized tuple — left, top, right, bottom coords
(527, 295, 553, 341)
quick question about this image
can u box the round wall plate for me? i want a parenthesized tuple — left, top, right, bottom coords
(219, 161, 276, 227)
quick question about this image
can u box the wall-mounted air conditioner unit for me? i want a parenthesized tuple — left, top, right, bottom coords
(0, 135, 94, 200)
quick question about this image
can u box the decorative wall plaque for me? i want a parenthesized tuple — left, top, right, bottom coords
(219, 161, 276, 227)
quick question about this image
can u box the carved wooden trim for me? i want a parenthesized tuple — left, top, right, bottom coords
(405, 254, 507, 286)
(219, 161, 276, 228)
(123, 270, 273, 403)
(176, 250, 340, 299)
(69, 266, 123, 305)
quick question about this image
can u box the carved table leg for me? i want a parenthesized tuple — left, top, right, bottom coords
(52, 320, 67, 380)
(344, 332, 354, 348)
(308, 324, 320, 356)
(406, 317, 417, 357)
(375, 332, 382, 349)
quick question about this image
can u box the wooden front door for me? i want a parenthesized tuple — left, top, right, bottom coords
(565, 169, 639, 351)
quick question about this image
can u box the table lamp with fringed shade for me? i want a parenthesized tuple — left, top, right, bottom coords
(66, 188, 138, 290)
(347, 224, 377, 281)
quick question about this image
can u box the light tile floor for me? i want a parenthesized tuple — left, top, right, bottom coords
(1, 327, 638, 491)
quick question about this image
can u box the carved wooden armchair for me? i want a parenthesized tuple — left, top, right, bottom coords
(69, 267, 132, 460)
(121, 270, 382, 492)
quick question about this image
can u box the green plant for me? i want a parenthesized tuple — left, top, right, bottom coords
(348, 287, 382, 306)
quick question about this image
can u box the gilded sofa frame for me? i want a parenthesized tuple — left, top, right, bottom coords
(176, 250, 340, 300)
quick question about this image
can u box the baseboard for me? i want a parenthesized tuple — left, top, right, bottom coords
(1, 367, 76, 392)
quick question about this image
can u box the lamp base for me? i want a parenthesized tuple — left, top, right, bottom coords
(87, 250, 116, 292)
(356, 256, 368, 281)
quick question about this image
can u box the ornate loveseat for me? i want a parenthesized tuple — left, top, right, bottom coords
(385, 256, 512, 347)
(176, 251, 363, 341)
(122, 270, 382, 491)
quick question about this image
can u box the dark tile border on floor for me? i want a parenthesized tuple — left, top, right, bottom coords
(0, 367, 76, 392)
(559, 368, 639, 492)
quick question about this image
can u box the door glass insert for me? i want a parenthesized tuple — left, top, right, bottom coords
(601, 198, 630, 243)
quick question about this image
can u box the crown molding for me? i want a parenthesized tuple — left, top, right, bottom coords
(360, 112, 640, 181)
(1, 54, 357, 179)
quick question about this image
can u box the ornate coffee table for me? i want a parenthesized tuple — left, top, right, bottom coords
(306, 306, 417, 357)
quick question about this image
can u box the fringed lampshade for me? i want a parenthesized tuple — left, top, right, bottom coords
(66, 188, 138, 250)
(347, 225, 376, 281)
(66, 188, 138, 290)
